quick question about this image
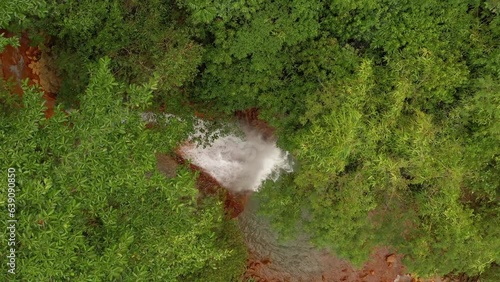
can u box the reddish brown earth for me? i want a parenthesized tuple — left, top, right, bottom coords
(236, 108, 276, 141)
(0, 30, 56, 118)
(243, 247, 416, 282)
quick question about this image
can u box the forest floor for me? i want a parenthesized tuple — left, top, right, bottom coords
(1, 36, 450, 282)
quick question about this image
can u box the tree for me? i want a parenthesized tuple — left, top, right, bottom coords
(257, 1, 499, 277)
(3, 0, 498, 279)
(0, 58, 246, 281)
(179, 0, 323, 116)
(33, 0, 204, 112)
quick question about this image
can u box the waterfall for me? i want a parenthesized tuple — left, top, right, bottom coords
(179, 120, 293, 192)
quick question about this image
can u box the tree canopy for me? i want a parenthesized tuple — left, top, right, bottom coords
(1, 0, 499, 280)
(0, 58, 246, 281)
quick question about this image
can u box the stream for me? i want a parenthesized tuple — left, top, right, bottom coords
(177, 119, 410, 282)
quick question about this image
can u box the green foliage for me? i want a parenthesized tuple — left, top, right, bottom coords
(3, 0, 499, 279)
(480, 264, 500, 282)
(0, 58, 246, 281)
(255, 1, 499, 278)
(0, 0, 47, 51)
(34, 0, 203, 112)
(180, 0, 323, 115)
(0, 79, 22, 117)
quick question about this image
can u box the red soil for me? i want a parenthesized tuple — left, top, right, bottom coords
(0, 30, 56, 118)
(236, 107, 276, 141)
(244, 248, 416, 282)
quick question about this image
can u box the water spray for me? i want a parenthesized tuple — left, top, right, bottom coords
(179, 121, 293, 192)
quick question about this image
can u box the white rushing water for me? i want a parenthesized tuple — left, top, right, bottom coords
(179, 121, 293, 192)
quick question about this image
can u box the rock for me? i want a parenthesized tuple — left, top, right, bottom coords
(386, 254, 397, 264)
(394, 274, 413, 282)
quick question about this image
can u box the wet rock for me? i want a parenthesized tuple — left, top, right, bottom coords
(394, 274, 413, 282)
(386, 254, 397, 264)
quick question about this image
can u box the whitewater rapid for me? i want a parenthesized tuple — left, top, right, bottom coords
(179, 121, 293, 192)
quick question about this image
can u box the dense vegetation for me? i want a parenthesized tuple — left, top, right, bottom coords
(0, 58, 246, 281)
(1, 0, 499, 281)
